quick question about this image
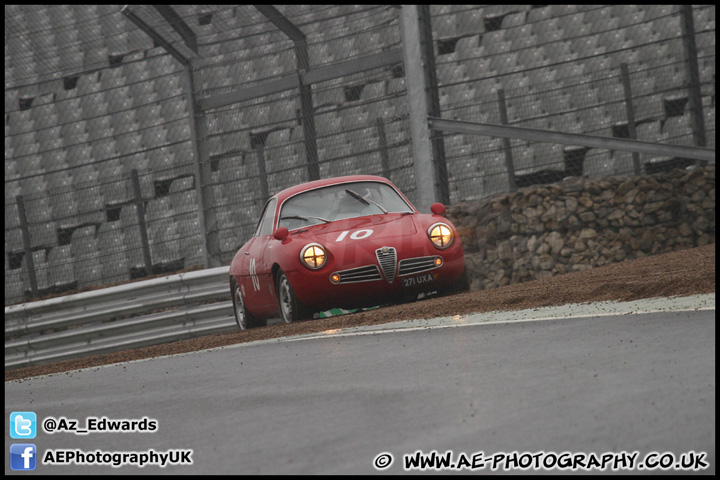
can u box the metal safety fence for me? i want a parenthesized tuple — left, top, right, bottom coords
(4, 266, 233, 370)
(5, 5, 716, 306)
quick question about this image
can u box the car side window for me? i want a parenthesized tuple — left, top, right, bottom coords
(255, 198, 277, 237)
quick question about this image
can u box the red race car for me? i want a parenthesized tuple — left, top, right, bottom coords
(229, 175, 467, 329)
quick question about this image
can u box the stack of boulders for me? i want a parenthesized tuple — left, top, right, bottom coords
(445, 166, 715, 291)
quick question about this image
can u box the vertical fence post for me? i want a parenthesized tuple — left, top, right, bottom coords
(254, 5, 319, 181)
(679, 5, 707, 161)
(620, 63, 642, 176)
(399, 5, 436, 212)
(417, 5, 450, 205)
(183, 65, 213, 269)
(253, 140, 270, 202)
(497, 89, 517, 192)
(194, 115, 221, 268)
(375, 118, 391, 179)
(297, 53, 320, 181)
(16, 195, 39, 298)
(131, 169, 153, 276)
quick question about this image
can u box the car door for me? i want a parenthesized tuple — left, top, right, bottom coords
(241, 198, 277, 308)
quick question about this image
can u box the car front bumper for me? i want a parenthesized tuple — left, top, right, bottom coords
(286, 242, 465, 311)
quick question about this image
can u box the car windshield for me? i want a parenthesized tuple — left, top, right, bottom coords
(278, 181, 413, 230)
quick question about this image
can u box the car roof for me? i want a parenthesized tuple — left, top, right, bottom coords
(273, 175, 399, 203)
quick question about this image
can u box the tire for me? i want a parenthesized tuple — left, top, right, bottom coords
(231, 277, 266, 329)
(276, 269, 312, 323)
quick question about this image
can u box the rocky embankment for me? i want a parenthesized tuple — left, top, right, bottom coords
(446, 166, 715, 291)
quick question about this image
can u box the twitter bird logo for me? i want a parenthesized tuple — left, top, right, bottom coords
(10, 412, 37, 439)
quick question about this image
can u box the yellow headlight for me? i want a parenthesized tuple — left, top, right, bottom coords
(301, 244, 326, 269)
(428, 223, 453, 249)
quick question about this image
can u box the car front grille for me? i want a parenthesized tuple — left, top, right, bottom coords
(333, 265, 382, 284)
(331, 247, 412, 285)
(398, 256, 441, 276)
(375, 247, 397, 284)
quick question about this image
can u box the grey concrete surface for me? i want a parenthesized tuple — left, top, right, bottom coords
(5, 300, 715, 475)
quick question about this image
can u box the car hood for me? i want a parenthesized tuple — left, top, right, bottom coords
(289, 213, 418, 244)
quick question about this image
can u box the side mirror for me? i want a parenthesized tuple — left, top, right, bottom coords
(273, 227, 289, 241)
(430, 203, 446, 216)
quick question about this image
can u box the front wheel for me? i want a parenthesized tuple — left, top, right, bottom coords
(231, 277, 266, 329)
(276, 270, 312, 323)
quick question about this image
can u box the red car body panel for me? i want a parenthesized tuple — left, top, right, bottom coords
(229, 175, 465, 318)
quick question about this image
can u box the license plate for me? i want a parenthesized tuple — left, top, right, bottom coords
(401, 272, 436, 287)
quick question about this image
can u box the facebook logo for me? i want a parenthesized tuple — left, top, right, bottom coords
(10, 444, 37, 471)
(10, 412, 36, 439)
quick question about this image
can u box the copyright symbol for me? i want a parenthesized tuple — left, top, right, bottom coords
(43, 418, 56, 433)
(373, 452, 393, 470)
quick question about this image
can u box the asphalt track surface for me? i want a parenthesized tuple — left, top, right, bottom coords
(5, 296, 715, 475)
